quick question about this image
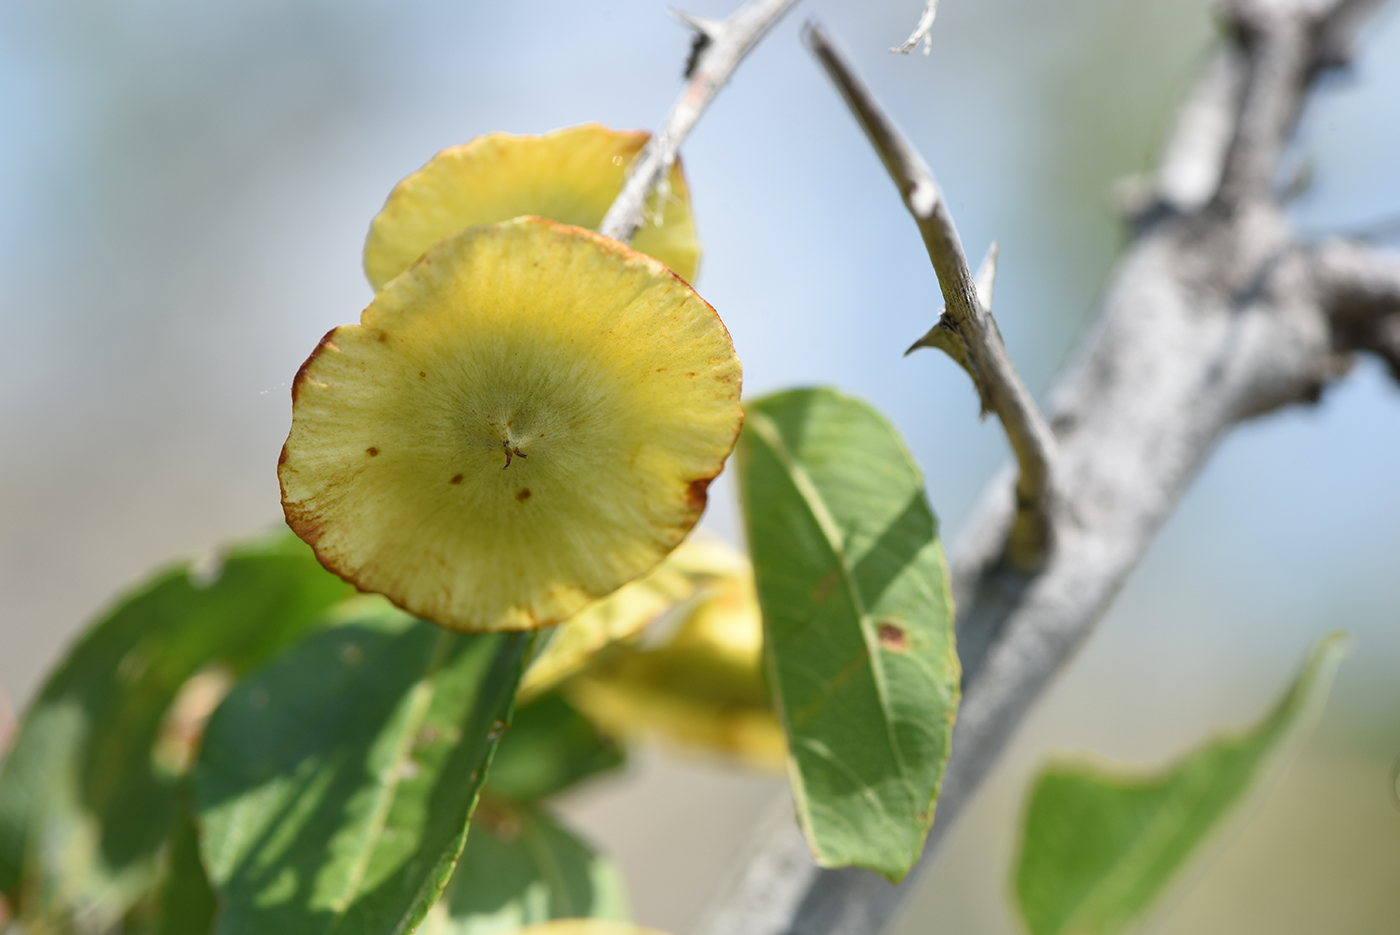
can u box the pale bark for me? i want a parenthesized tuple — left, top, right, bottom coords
(694, 1, 1399, 933)
(598, 0, 801, 245)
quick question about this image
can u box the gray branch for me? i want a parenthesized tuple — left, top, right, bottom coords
(598, 0, 801, 245)
(806, 23, 1058, 572)
(696, 1, 1397, 933)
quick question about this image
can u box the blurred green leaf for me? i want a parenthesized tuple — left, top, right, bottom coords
(195, 607, 526, 935)
(484, 693, 625, 803)
(433, 800, 627, 934)
(736, 387, 960, 882)
(152, 791, 217, 935)
(0, 532, 351, 928)
(1014, 632, 1348, 935)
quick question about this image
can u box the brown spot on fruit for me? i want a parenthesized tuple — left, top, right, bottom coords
(686, 477, 711, 512)
(377, 332, 389, 343)
(366, 447, 379, 457)
(289, 326, 340, 405)
(516, 488, 531, 502)
(284, 512, 324, 547)
(878, 621, 908, 653)
(419, 371, 426, 378)
(450, 475, 463, 485)
(686, 371, 696, 377)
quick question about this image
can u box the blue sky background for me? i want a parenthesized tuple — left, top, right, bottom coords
(2, 1, 1398, 931)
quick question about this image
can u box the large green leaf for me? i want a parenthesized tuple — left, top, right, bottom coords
(431, 800, 627, 934)
(195, 607, 526, 935)
(151, 790, 217, 935)
(484, 693, 625, 803)
(1014, 633, 1348, 935)
(0, 532, 351, 927)
(736, 387, 959, 881)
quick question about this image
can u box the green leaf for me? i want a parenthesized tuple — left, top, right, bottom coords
(432, 800, 627, 934)
(1014, 632, 1348, 935)
(195, 607, 527, 935)
(151, 790, 218, 935)
(0, 532, 351, 927)
(736, 387, 960, 881)
(484, 693, 625, 803)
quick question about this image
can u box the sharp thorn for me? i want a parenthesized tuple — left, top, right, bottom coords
(670, 9, 727, 39)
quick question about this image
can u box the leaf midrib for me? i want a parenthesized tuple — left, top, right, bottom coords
(325, 630, 458, 927)
(744, 411, 912, 797)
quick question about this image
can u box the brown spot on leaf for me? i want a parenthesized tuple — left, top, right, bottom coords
(813, 571, 840, 605)
(366, 447, 379, 457)
(686, 477, 711, 512)
(516, 488, 531, 502)
(450, 475, 463, 485)
(473, 797, 522, 843)
(878, 621, 908, 653)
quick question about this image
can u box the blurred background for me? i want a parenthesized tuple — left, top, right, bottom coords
(2, 0, 1398, 932)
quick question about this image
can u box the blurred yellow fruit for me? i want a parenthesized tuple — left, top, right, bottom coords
(280, 217, 741, 632)
(364, 123, 700, 291)
(510, 921, 674, 935)
(561, 542, 786, 770)
(521, 535, 750, 698)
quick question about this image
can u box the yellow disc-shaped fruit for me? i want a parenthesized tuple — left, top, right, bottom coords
(280, 217, 742, 632)
(364, 123, 700, 291)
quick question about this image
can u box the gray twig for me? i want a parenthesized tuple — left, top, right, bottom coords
(1310, 239, 1400, 378)
(598, 0, 802, 245)
(1215, 2, 1314, 209)
(890, 0, 940, 55)
(806, 23, 1058, 571)
(696, 2, 1397, 934)
(1155, 48, 1248, 213)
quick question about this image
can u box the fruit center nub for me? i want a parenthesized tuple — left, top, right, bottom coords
(501, 439, 528, 470)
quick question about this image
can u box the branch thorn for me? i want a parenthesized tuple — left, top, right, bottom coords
(672, 9, 728, 78)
